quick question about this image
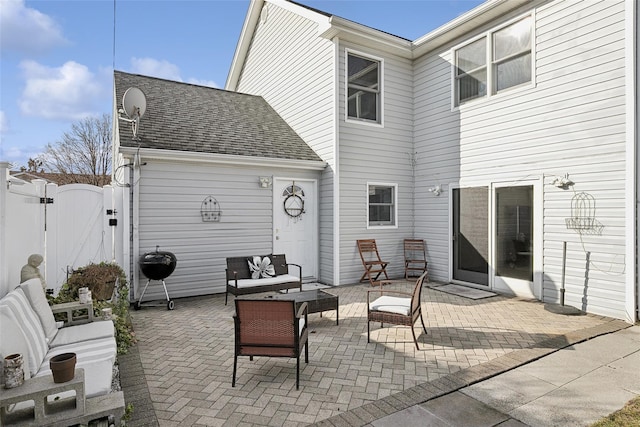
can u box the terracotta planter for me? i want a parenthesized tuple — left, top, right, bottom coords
(49, 352, 76, 383)
(4, 353, 24, 389)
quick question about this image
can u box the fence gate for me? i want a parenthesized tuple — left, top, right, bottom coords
(0, 163, 124, 297)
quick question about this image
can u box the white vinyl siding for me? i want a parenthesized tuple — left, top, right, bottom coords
(135, 160, 320, 300)
(414, 0, 628, 319)
(338, 41, 414, 284)
(235, 3, 335, 283)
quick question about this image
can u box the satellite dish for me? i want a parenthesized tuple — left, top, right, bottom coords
(122, 87, 146, 120)
(119, 87, 146, 139)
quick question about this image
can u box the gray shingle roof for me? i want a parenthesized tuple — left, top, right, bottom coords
(114, 71, 322, 162)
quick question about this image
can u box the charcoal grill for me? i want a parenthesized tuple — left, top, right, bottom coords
(137, 246, 177, 310)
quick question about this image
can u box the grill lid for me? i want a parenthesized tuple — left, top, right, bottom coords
(139, 245, 177, 280)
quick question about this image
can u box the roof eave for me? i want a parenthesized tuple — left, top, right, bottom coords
(226, 0, 263, 91)
(321, 16, 412, 58)
(119, 147, 328, 171)
(412, 0, 532, 56)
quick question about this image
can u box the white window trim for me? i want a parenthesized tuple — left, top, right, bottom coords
(451, 12, 536, 110)
(345, 48, 384, 128)
(366, 182, 398, 229)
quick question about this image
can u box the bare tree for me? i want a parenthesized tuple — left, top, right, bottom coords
(19, 158, 44, 173)
(38, 114, 112, 186)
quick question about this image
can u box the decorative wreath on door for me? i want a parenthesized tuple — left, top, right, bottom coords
(283, 182, 305, 219)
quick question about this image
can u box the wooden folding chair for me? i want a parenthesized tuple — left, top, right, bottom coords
(404, 239, 428, 279)
(357, 239, 390, 286)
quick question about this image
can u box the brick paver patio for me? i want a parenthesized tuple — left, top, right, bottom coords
(119, 280, 627, 426)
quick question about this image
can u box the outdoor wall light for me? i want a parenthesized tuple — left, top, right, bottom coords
(259, 176, 272, 189)
(428, 185, 442, 196)
(552, 173, 574, 189)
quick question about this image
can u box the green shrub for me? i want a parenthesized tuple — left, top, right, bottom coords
(50, 262, 136, 355)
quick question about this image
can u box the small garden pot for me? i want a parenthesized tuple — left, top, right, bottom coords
(4, 353, 24, 389)
(49, 352, 76, 383)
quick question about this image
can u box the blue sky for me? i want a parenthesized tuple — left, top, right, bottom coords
(0, 0, 484, 170)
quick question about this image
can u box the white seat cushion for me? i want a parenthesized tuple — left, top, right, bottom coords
(228, 274, 300, 289)
(34, 359, 114, 398)
(41, 336, 117, 369)
(49, 321, 115, 348)
(370, 295, 411, 316)
(19, 278, 59, 342)
(0, 288, 48, 376)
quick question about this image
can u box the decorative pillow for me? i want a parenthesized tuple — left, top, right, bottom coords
(271, 254, 288, 276)
(0, 305, 33, 384)
(19, 278, 59, 342)
(0, 289, 48, 377)
(248, 256, 276, 279)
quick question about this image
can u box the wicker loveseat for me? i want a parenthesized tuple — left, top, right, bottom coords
(225, 254, 302, 304)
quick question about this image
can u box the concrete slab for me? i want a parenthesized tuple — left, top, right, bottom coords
(370, 405, 450, 427)
(508, 382, 637, 427)
(461, 370, 557, 413)
(616, 326, 640, 342)
(515, 350, 603, 387)
(565, 333, 640, 364)
(421, 392, 510, 427)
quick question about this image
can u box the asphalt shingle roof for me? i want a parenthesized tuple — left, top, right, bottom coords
(114, 71, 322, 162)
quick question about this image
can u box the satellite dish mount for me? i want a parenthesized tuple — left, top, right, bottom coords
(118, 87, 147, 140)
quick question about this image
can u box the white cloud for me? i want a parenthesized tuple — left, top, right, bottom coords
(0, 0, 67, 54)
(0, 111, 8, 133)
(188, 78, 219, 88)
(130, 58, 183, 82)
(129, 58, 218, 88)
(19, 60, 107, 120)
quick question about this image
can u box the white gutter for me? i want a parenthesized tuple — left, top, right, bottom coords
(412, 0, 530, 56)
(119, 147, 327, 171)
(321, 16, 412, 59)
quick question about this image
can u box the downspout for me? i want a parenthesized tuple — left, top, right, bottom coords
(625, 0, 638, 322)
(333, 37, 340, 287)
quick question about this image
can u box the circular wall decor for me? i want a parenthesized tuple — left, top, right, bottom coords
(284, 194, 304, 218)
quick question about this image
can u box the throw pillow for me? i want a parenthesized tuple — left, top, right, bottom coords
(248, 256, 276, 279)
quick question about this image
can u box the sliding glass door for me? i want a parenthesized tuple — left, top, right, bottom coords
(493, 185, 535, 297)
(452, 184, 537, 297)
(452, 187, 488, 286)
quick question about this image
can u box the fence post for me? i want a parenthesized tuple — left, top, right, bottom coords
(0, 162, 9, 296)
(44, 182, 59, 293)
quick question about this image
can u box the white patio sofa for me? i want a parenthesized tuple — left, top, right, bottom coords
(0, 278, 124, 426)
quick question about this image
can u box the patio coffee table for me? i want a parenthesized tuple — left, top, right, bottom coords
(267, 289, 339, 325)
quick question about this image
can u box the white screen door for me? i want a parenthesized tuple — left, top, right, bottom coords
(273, 178, 317, 280)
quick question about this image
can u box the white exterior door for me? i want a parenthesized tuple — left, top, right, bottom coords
(273, 178, 317, 280)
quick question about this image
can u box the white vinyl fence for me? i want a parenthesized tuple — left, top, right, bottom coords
(0, 162, 125, 297)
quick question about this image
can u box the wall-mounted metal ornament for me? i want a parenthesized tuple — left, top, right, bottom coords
(201, 196, 222, 222)
(565, 192, 603, 235)
(283, 181, 305, 221)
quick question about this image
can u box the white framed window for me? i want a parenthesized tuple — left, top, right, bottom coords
(454, 15, 533, 106)
(347, 50, 382, 124)
(493, 16, 532, 92)
(367, 183, 397, 228)
(455, 37, 487, 104)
